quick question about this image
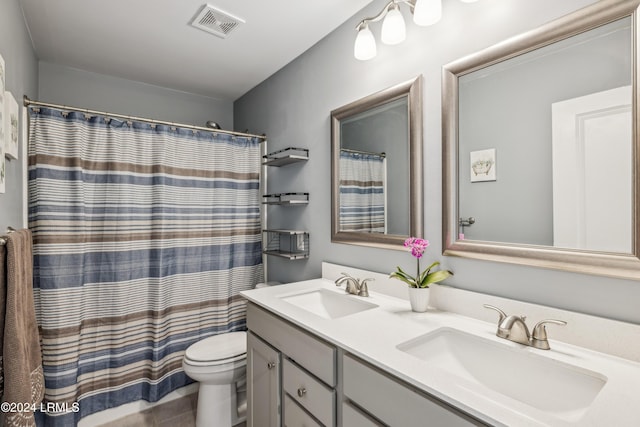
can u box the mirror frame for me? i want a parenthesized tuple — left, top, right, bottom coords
(443, 0, 640, 280)
(331, 76, 423, 250)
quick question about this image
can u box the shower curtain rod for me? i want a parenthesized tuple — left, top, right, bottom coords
(340, 147, 386, 158)
(23, 96, 267, 141)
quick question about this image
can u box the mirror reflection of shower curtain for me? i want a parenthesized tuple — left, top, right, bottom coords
(339, 150, 387, 233)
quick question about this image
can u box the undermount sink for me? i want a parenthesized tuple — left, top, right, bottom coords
(280, 288, 378, 319)
(397, 328, 607, 422)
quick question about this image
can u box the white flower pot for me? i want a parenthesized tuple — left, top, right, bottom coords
(408, 287, 430, 312)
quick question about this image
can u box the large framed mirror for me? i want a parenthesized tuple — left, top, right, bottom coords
(443, 0, 640, 279)
(331, 76, 423, 249)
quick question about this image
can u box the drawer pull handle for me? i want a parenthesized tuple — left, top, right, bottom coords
(297, 387, 307, 397)
(267, 362, 276, 370)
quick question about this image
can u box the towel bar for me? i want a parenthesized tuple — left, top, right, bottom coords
(0, 226, 16, 246)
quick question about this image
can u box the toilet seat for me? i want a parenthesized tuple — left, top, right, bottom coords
(184, 331, 247, 366)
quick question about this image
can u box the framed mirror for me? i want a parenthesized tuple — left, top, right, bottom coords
(443, 0, 640, 279)
(331, 76, 423, 249)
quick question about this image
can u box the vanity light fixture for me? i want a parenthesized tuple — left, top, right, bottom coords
(354, 0, 478, 60)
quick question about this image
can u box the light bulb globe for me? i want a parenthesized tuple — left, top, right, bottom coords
(354, 25, 377, 60)
(381, 5, 406, 45)
(413, 0, 442, 26)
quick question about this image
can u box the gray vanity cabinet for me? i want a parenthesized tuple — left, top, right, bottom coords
(284, 394, 323, 427)
(341, 402, 384, 426)
(247, 302, 337, 427)
(247, 301, 487, 427)
(247, 331, 281, 427)
(342, 354, 487, 426)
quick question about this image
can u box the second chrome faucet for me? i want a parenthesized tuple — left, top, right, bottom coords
(484, 304, 566, 350)
(335, 272, 372, 297)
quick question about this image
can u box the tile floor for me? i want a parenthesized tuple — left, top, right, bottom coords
(96, 392, 247, 427)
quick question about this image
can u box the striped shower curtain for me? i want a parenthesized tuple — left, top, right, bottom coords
(339, 150, 387, 233)
(27, 107, 263, 425)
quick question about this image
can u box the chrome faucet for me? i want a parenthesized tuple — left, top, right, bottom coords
(484, 304, 566, 350)
(335, 273, 372, 297)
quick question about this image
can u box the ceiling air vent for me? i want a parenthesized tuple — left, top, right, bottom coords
(190, 4, 245, 39)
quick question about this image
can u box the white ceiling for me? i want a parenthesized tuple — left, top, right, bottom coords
(20, 0, 373, 101)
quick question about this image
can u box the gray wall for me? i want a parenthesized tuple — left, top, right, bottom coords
(235, 0, 640, 324)
(38, 62, 233, 130)
(0, 0, 39, 231)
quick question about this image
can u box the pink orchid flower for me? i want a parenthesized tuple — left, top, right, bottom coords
(404, 237, 429, 259)
(391, 236, 453, 288)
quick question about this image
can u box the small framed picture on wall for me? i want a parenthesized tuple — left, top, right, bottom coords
(470, 148, 497, 182)
(4, 91, 18, 159)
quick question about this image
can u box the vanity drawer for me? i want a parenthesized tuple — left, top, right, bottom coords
(283, 358, 335, 427)
(247, 302, 336, 386)
(342, 402, 384, 426)
(343, 354, 487, 426)
(284, 394, 322, 427)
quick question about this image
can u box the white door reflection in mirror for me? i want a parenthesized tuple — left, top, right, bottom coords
(552, 86, 632, 253)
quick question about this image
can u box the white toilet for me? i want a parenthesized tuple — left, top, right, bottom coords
(183, 282, 279, 427)
(182, 331, 248, 427)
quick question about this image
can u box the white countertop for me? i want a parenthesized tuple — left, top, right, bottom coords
(241, 277, 640, 427)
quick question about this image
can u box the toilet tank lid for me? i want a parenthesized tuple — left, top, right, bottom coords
(185, 331, 247, 362)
